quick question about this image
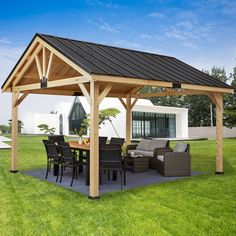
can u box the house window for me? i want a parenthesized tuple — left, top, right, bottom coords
(132, 111, 176, 139)
(69, 97, 87, 135)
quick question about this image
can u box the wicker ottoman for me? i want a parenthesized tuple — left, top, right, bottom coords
(125, 156, 149, 173)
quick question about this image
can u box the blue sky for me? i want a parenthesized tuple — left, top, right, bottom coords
(0, 0, 236, 124)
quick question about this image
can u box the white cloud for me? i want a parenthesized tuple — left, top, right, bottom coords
(99, 23, 120, 33)
(147, 12, 165, 18)
(140, 34, 154, 39)
(84, 0, 119, 8)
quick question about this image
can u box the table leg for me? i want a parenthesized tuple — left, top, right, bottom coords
(78, 150, 83, 173)
(86, 151, 90, 185)
(53, 164, 59, 176)
(112, 171, 117, 181)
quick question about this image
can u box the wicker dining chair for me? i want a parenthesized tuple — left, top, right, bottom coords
(99, 144, 126, 189)
(110, 137, 125, 147)
(58, 142, 83, 186)
(43, 140, 62, 181)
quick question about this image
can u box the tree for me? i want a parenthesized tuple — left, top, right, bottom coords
(37, 124, 55, 135)
(8, 119, 24, 133)
(224, 66, 236, 128)
(210, 66, 229, 83)
(82, 108, 121, 136)
(143, 66, 230, 127)
(0, 125, 10, 134)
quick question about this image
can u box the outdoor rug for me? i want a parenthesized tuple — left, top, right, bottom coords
(25, 168, 202, 196)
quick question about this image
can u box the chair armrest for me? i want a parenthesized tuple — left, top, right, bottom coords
(164, 152, 191, 163)
(154, 147, 173, 157)
(126, 144, 138, 155)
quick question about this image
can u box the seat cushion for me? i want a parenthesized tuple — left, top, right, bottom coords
(136, 139, 150, 151)
(148, 140, 168, 151)
(173, 143, 187, 152)
(127, 149, 142, 156)
(135, 150, 154, 157)
(157, 155, 164, 162)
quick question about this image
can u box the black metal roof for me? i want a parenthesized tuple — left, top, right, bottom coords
(2, 33, 232, 89)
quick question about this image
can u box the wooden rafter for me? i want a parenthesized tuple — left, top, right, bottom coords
(12, 44, 43, 87)
(129, 85, 143, 95)
(37, 37, 92, 80)
(35, 54, 43, 79)
(46, 52, 53, 80)
(42, 46, 46, 77)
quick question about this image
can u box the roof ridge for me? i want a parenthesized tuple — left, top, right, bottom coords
(37, 33, 175, 59)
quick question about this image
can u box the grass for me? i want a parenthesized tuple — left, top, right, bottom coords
(0, 136, 236, 235)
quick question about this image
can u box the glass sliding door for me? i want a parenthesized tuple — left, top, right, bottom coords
(132, 111, 176, 139)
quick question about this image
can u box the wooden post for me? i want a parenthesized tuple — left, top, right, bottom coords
(89, 81, 100, 198)
(215, 93, 224, 174)
(126, 94, 131, 145)
(11, 92, 19, 173)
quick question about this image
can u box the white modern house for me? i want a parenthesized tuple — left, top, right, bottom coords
(21, 97, 188, 139)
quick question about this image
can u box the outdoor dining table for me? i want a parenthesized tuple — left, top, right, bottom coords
(69, 141, 90, 185)
(69, 141, 118, 185)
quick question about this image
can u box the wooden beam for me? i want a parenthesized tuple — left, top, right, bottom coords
(135, 89, 207, 98)
(36, 37, 92, 80)
(118, 98, 127, 109)
(89, 81, 100, 198)
(13, 76, 89, 92)
(129, 85, 143, 95)
(42, 46, 46, 77)
(131, 98, 138, 110)
(35, 54, 43, 79)
(12, 44, 43, 87)
(46, 52, 53, 80)
(29, 89, 75, 96)
(11, 92, 19, 172)
(17, 92, 29, 106)
(2, 41, 41, 90)
(214, 93, 224, 174)
(78, 82, 91, 104)
(181, 83, 233, 94)
(98, 83, 113, 104)
(93, 74, 173, 88)
(126, 94, 132, 145)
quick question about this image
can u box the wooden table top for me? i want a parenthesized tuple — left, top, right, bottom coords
(69, 141, 90, 151)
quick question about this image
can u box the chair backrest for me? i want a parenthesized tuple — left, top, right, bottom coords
(173, 143, 189, 153)
(110, 137, 125, 146)
(48, 135, 65, 144)
(99, 136, 108, 145)
(43, 140, 59, 159)
(58, 142, 74, 161)
(99, 144, 122, 164)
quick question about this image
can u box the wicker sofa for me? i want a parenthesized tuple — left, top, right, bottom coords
(156, 143, 191, 176)
(126, 139, 170, 169)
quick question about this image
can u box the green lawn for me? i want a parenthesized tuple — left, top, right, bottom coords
(0, 136, 235, 235)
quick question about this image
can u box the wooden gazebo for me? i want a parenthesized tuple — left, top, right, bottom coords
(1, 33, 233, 198)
